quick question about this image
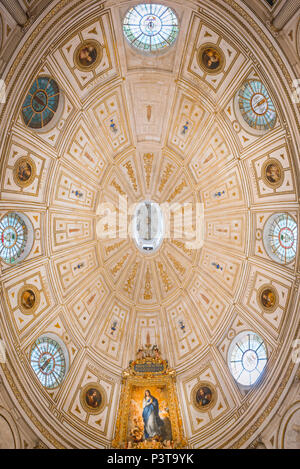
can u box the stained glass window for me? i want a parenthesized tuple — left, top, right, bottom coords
(133, 201, 164, 253)
(22, 77, 60, 129)
(238, 80, 277, 131)
(263, 213, 297, 264)
(31, 336, 67, 389)
(0, 213, 28, 264)
(123, 4, 179, 52)
(229, 332, 267, 386)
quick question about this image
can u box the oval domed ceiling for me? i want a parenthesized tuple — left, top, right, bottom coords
(0, 0, 299, 449)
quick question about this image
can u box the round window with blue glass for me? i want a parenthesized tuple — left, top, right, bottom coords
(0, 212, 33, 265)
(22, 77, 60, 130)
(263, 213, 297, 264)
(30, 335, 68, 389)
(237, 80, 277, 132)
(123, 4, 179, 53)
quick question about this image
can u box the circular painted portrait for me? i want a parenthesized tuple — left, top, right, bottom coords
(192, 382, 216, 411)
(197, 44, 225, 74)
(262, 159, 284, 188)
(13, 157, 36, 188)
(18, 285, 40, 314)
(80, 383, 106, 414)
(258, 285, 278, 312)
(74, 40, 103, 70)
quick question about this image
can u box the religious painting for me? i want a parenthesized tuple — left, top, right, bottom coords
(80, 383, 106, 415)
(13, 157, 36, 188)
(112, 343, 187, 449)
(127, 385, 173, 445)
(18, 285, 40, 314)
(258, 285, 278, 312)
(262, 159, 283, 188)
(197, 44, 225, 74)
(21, 290, 36, 309)
(74, 40, 103, 70)
(192, 382, 216, 411)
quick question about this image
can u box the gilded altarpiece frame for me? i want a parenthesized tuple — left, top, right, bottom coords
(112, 349, 187, 449)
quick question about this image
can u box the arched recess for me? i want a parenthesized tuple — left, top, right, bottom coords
(0, 406, 21, 449)
(0, 14, 3, 53)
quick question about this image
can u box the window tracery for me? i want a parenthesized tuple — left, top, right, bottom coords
(123, 4, 179, 53)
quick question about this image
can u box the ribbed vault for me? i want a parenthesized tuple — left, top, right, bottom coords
(0, 0, 299, 449)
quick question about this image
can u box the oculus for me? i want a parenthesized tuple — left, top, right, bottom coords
(262, 158, 284, 188)
(18, 285, 40, 314)
(13, 157, 36, 188)
(0, 212, 33, 265)
(30, 335, 68, 389)
(228, 331, 267, 387)
(197, 44, 225, 74)
(22, 77, 60, 130)
(74, 40, 103, 70)
(80, 383, 106, 414)
(258, 285, 278, 312)
(191, 382, 216, 411)
(133, 201, 164, 254)
(263, 213, 297, 264)
(123, 4, 179, 53)
(237, 80, 277, 132)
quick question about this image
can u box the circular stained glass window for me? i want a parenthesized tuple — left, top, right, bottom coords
(0, 212, 32, 264)
(31, 336, 68, 389)
(133, 200, 164, 254)
(263, 213, 297, 264)
(228, 332, 267, 386)
(123, 4, 179, 52)
(22, 77, 60, 130)
(238, 80, 277, 132)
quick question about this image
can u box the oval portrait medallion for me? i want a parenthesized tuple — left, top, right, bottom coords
(80, 383, 106, 415)
(258, 285, 278, 313)
(18, 284, 40, 314)
(191, 382, 216, 412)
(74, 40, 103, 70)
(197, 44, 225, 74)
(13, 157, 36, 188)
(262, 158, 284, 189)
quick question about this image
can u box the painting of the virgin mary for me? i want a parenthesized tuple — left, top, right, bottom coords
(142, 390, 164, 440)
